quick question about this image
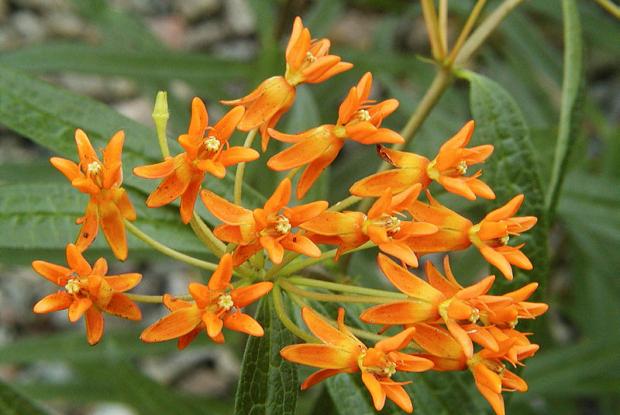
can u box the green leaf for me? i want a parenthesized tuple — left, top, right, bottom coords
(0, 379, 50, 415)
(0, 182, 210, 264)
(234, 296, 298, 415)
(0, 43, 251, 85)
(462, 71, 549, 290)
(545, 0, 585, 215)
(0, 64, 263, 206)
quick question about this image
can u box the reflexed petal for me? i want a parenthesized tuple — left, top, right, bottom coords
(203, 310, 224, 339)
(66, 243, 92, 276)
(301, 307, 354, 346)
(213, 224, 245, 244)
(99, 199, 128, 261)
(300, 211, 360, 236)
(177, 329, 200, 350)
(504, 283, 538, 302)
(383, 381, 413, 413)
(350, 169, 429, 197)
(212, 105, 244, 141)
(68, 297, 93, 322)
(485, 194, 525, 221)
(85, 307, 104, 345)
(499, 246, 533, 270)
(440, 120, 475, 151)
(268, 128, 335, 171)
(476, 383, 505, 415)
(425, 260, 460, 297)
(208, 253, 233, 291)
(102, 131, 125, 188)
(32, 261, 71, 286)
(105, 273, 142, 292)
(457, 275, 495, 300)
(104, 293, 141, 320)
(446, 319, 473, 358)
(219, 147, 260, 167)
(378, 241, 418, 267)
(296, 141, 343, 199)
(362, 372, 386, 411)
(33, 292, 73, 314)
(285, 201, 328, 226)
(223, 312, 264, 336)
(391, 352, 434, 372)
(50, 157, 80, 182)
(91, 257, 107, 276)
(201, 191, 252, 225)
(280, 234, 321, 258)
(75, 201, 99, 253)
(231, 282, 273, 308)
(360, 301, 438, 325)
(114, 188, 136, 221)
(478, 245, 514, 280)
(377, 254, 443, 301)
(376, 327, 416, 352)
(71, 177, 99, 194)
(180, 174, 203, 224)
(439, 176, 476, 200)
(410, 324, 466, 362)
(472, 363, 502, 394)
(133, 158, 176, 179)
(195, 159, 225, 178)
(260, 236, 284, 264)
(300, 369, 342, 390)
(140, 307, 202, 342)
(163, 294, 193, 311)
(280, 344, 356, 369)
(146, 162, 193, 207)
(188, 97, 208, 137)
(309, 61, 352, 84)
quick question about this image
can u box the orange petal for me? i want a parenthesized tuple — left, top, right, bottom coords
(479, 245, 513, 280)
(377, 254, 443, 302)
(50, 157, 80, 182)
(203, 310, 224, 339)
(503, 283, 538, 302)
(105, 273, 142, 292)
(350, 168, 430, 197)
(425, 260, 460, 297)
(485, 194, 525, 221)
(75, 129, 98, 165)
(446, 319, 473, 359)
(300, 369, 342, 390)
(231, 282, 273, 308)
(383, 381, 413, 413)
(268, 127, 335, 171)
(180, 174, 203, 224)
(439, 176, 477, 200)
(93, 257, 109, 276)
(284, 201, 328, 226)
(299, 211, 361, 236)
(177, 329, 200, 350)
(472, 363, 502, 394)
(68, 297, 93, 322)
(280, 344, 356, 369)
(360, 301, 438, 325)
(212, 105, 244, 142)
(195, 159, 226, 178)
(378, 241, 418, 268)
(264, 178, 292, 215)
(201, 190, 252, 225)
(133, 158, 176, 179)
(33, 292, 73, 314)
(223, 312, 264, 336)
(296, 141, 343, 199)
(102, 130, 125, 188)
(280, 234, 321, 258)
(410, 324, 466, 362)
(391, 352, 435, 372)
(99, 199, 128, 261)
(260, 236, 284, 264)
(146, 165, 193, 208)
(457, 275, 495, 300)
(219, 147, 260, 167)
(66, 243, 92, 276)
(376, 327, 416, 352)
(301, 307, 355, 346)
(188, 97, 208, 137)
(104, 293, 141, 320)
(208, 253, 233, 291)
(309, 61, 353, 83)
(140, 306, 202, 343)
(361, 372, 386, 411)
(85, 307, 104, 345)
(75, 201, 99, 253)
(32, 261, 71, 286)
(114, 188, 136, 221)
(213, 224, 245, 244)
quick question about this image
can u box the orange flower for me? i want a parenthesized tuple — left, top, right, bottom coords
(201, 178, 327, 265)
(404, 191, 473, 254)
(468, 194, 537, 280)
(409, 323, 467, 371)
(32, 244, 142, 345)
(222, 16, 352, 151)
(134, 98, 259, 224)
(477, 283, 548, 329)
(280, 307, 433, 413)
(268, 72, 403, 198)
(51, 129, 135, 260)
(350, 121, 495, 200)
(140, 254, 272, 347)
(300, 185, 438, 266)
(361, 254, 495, 358)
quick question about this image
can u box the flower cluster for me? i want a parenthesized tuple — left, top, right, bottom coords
(31, 16, 547, 415)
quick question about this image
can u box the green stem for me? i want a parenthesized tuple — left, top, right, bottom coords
(234, 129, 257, 205)
(152, 90, 170, 158)
(125, 293, 193, 304)
(279, 279, 397, 304)
(447, 0, 488, 64)
(328, 195, 362, 212)
(272, 284, 318, 343)
(278, 241, 375, 277)
(594, 0, 620, 18)
(189, 213, 226, 257)
(125, 220, 219, 272)
(288, 276, 407, 299)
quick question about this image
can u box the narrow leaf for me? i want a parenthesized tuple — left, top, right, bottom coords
(0, 379, 51, 415)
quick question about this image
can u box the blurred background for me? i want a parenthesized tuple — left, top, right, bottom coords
(0, 0, 618, 414)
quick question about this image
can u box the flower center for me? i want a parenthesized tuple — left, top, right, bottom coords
(456, 160, 468, 175)
(274, 215, 291, 235)
(469, 307, 480, 323)
(204, 136, 221, 152)
(65, 278, 81, 295)
(357, 351, 397, 378)
(383, 215, 401, 234)
(305, 51, 317, 63)
(356, 109, 371, 122)
(87, 161, 102, 176)
(500, 235, 510, 245)
(217, 294, 234, 311)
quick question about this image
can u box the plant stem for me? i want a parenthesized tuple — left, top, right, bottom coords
(447, 0, 488, 64)
(125, 220, 219, 272)
(278, 241, 375, 277)
(288, 276, 407, 299)
(438, 0, 449, 54)
(328, 195, 362, 212)
(594, 0, 620, 18)
(189, 213, 226, 257)
(421, 0, 445, 60)
(125, 293, 193, 304)
(279, 279, 397, 304)
(234, 129, 257, 205)
(272, 284, 318, 343)
(455, 0, 525, 65)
